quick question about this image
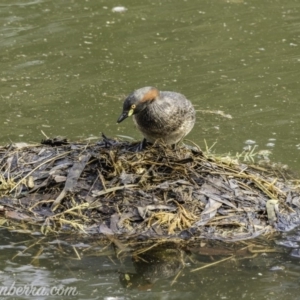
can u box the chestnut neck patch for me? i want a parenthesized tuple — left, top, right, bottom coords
(141, 88, 159, 102)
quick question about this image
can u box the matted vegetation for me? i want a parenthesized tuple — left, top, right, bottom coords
(0, 135, 300, 242)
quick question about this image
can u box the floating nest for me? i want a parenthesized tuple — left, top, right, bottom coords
(1, 135, 300, 242)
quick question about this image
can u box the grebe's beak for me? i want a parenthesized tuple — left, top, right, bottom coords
(117, 106, 135, 123)
(117, 111, 129, 123)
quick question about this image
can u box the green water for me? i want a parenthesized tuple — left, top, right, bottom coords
(1, 0, 300, 166)
(1, 0, 300, 299)
(0, 231, 300, 300)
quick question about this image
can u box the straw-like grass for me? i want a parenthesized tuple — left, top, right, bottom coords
(0, 135, 300, 242)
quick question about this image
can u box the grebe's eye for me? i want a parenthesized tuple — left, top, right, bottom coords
(131, 104, 136, 109)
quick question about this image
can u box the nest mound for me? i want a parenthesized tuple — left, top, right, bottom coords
(1, 136, 300, 242)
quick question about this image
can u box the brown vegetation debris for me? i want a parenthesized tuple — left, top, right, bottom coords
(0, 136, 300, 242)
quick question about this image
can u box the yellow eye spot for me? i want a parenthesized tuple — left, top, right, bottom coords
(128, 104, 136, 117)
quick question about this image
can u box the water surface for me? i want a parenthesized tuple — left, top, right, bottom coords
(1, 0, 300, 166)
(1, 0, 300, 299)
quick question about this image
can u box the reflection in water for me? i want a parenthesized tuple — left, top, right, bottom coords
(119, 246, 184, 290)
(1, 231, 300, 299)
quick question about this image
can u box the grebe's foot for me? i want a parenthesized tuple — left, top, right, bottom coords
(136, 138, 148, 152)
